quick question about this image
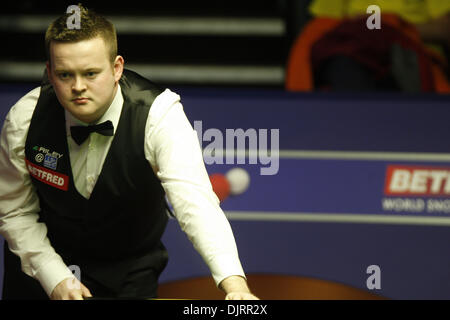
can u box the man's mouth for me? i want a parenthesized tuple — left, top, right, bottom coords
(72, 97, 90, 104)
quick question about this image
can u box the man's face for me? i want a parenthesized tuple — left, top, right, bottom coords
(47, 36, 124, 124)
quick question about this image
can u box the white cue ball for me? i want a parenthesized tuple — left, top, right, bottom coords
(226, 167, 250, 196)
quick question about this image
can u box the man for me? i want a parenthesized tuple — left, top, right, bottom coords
(0, 6, 258, 300)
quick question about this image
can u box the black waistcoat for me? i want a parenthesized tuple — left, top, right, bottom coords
(24, 69, 168, 292)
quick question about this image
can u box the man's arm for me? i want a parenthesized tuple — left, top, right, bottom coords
(220, 275, 259, 300)
(50, 278, 92, 300)
(0, 88, 76, 299)
(145, 90, 258, 300)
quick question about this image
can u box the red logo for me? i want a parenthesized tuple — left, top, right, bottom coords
(384, 165, 450, 197)
(25, 160, 69, 191)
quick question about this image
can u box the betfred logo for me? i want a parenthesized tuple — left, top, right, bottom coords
(385, 165, 450, 196)
(25, 160, 69, 191)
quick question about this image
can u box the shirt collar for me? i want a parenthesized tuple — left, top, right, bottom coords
(65, 84, 124, 136)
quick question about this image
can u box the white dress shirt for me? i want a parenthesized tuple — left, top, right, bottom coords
(0, 84, 245, 297)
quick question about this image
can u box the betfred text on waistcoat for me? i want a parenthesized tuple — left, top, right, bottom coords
(194, 121, 279, 176)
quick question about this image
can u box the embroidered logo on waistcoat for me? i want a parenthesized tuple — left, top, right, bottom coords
(43, 154, 58, 170)
(25, 160, 69, 191)
(32, 146, 64, 170)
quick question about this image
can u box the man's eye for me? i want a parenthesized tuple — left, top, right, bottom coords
(59, 73, 70, 79)
(86, 72, 96, 77)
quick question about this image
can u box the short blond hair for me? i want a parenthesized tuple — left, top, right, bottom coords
(45, 4, 117, 64)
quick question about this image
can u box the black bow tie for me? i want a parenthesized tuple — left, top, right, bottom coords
(70, 120, 114, 145)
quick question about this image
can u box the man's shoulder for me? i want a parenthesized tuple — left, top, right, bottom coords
(121, 69, 164, 93)
(147, 88, 182, 122)
(6, 86, 41, 131)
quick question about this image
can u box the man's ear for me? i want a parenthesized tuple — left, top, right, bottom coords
(113, 55, 124, 82)
(46, 61, 53, 85)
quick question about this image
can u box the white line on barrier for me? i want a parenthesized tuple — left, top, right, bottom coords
(203, 149, 450, 162)
(224, 211, 450, 226)
(277, 150, 450, 162)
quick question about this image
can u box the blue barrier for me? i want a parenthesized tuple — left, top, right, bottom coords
(1, 84, 449, 299)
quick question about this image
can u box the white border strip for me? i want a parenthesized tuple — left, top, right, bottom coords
(110, 16, 284, 36)
(0, 61, 284, 85)
(225, 211, 450, 226)
(0, 15, 284, 36)
(127, 64, 284, 84)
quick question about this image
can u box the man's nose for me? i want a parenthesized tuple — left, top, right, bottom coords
(72, 76, 87, 93)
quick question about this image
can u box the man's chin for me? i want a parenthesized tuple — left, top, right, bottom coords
(67, 108, 98, 124)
